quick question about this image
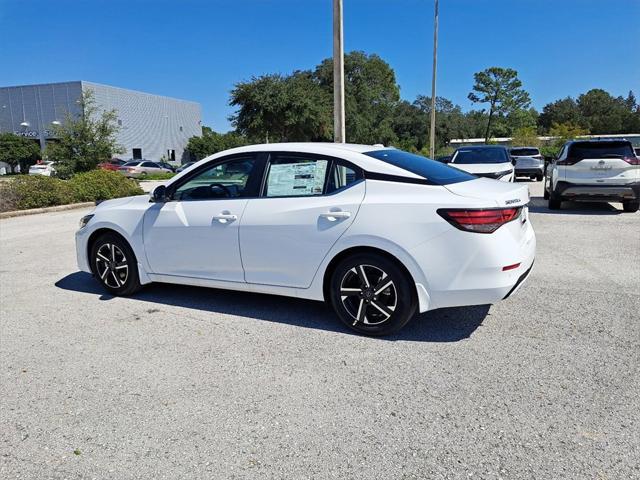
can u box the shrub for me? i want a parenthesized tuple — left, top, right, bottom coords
(139, 172, 176, 181)
(69, 170, 143, 202)
(9, 175, 75, 210)
(0, 170, 144, 213)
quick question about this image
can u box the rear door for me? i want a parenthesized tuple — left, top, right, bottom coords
(562, 141, 639, 185)
(239, 152, 365, 288)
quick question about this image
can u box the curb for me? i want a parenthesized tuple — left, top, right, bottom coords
(0, 202, 95, 219)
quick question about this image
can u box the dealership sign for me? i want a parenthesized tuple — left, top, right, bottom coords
(13, 129, 56, 138)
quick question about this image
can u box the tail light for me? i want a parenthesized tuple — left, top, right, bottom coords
(437, 207, 522, 233)
(556, 157, 581, 165)
(622, 156, 640, 165)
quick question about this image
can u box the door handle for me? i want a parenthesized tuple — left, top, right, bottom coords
(213, 213, 237, 224)
(320, 211, 351, 221)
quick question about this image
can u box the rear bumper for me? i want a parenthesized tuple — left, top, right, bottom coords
(414, 213, 537, 312)
(556, 181, 640, 202)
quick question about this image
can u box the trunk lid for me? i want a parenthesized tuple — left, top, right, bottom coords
(444, 178, 530, 208)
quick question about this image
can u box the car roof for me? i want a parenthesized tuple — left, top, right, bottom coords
(456, 145, 506, 150)
(167, 142, 424, 185)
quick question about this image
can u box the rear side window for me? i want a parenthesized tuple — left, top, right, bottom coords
(363, 149, 474, 185)
(510, 148, 539, 156)
(568, 141, 635, 160)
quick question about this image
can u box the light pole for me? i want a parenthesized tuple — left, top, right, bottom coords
(429, 0, 439, 159)
(333, 0, 345, 143)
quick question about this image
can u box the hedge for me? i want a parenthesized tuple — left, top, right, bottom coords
(0, 170, 144, 212)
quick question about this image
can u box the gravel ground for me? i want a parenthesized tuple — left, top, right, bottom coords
(1, 181, 638, 479)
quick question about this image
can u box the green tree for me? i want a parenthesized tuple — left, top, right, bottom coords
(0, 133, 41, 173)
(186, 126, 249, 160)
(538, 97, 584, 132)
(468, 67, 531, 143)
(577, 88, 637, 134)
(229, 71, 331, 143)
(45, 89, 123, 178)
(510, 126, 540, 147)
(314, 51, 400, 144)
(539, 121, 589, 158)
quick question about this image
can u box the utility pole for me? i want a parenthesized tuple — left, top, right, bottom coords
(429, 0, 439, 159)
(333, 0, 346, 143)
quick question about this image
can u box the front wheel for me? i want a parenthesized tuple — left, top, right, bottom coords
(622, 201, 639, 213)
(90, 233, 141, 295)
(329, 253, 417, 336)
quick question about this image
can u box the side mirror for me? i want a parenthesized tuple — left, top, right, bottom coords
(150, 185, 168, 203)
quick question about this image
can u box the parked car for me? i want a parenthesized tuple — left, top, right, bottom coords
(28, 161, 56, 176)
(76, 143, 536, 336)
(176, 161, 196, 173)
(544, 139, 639, 212)
(118, 161, 173, 178)
(157, 161, 177, 172)
(510, 147, 544, 181)
(446, 146, 515, 182)
(98, 158, 126, 171)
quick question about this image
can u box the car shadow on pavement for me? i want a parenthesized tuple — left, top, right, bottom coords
(528, 196, 623, 215)
(55, 272, 489, 342)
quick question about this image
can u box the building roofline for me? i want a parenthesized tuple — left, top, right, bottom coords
(1, 81, 199, 106)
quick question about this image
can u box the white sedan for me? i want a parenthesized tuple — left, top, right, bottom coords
(75, 143, 536, 335)
(29, 161, 56, 176)
(447, 145, 515, 182)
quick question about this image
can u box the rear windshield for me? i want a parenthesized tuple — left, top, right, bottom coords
(510, 148, 539, 156)
(452, 147, 510, 164)
(568, 141, 635, 160)
(363, 149, 475, 185)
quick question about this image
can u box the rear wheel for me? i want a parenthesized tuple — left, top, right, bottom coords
(536, 174, 543, 182)
(329, 253, 417, 336)
(543, 182, 550, 200)
(90, 233, 141, 295)
(622, 201, 639, 213)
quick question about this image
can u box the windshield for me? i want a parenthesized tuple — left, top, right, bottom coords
(452, 147, 510, 164)
(568, 141, 635, 160)
(510, 148, 539, 156)
(363, 149, 475, 185)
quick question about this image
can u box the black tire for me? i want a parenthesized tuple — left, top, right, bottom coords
(548, 189, 562, 210)
(543, 182, 550, 200)
(536, 174, 543, 182)
(329, 253, 417, 336)
(90, 232, 141, 296)
(622, 201, 639, 213)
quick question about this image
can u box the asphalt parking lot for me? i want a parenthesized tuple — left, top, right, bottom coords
(1, 181, 638, 479)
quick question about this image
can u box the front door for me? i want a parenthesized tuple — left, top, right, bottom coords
(240, 153, 365, 288)
(143, 154, 261, 281)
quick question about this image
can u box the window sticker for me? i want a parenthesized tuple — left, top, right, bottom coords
(266, 161, 328, 197)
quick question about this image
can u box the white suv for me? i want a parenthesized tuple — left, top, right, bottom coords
(544, 139, 640, 212)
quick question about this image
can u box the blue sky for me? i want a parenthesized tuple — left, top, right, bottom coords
(1, 0, 638, 131)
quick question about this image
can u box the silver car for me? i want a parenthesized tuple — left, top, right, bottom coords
(118, 161, 173, 178)
(510, 147, 545, 181)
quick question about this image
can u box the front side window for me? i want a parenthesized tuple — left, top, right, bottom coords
(173, 156, 256, 201)
(264, 155, 329, 197)
(142, 162, 158, 168)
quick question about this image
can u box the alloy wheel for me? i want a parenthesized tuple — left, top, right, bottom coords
(95, 243, 129, 289)
(339, 264, 397, 326)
